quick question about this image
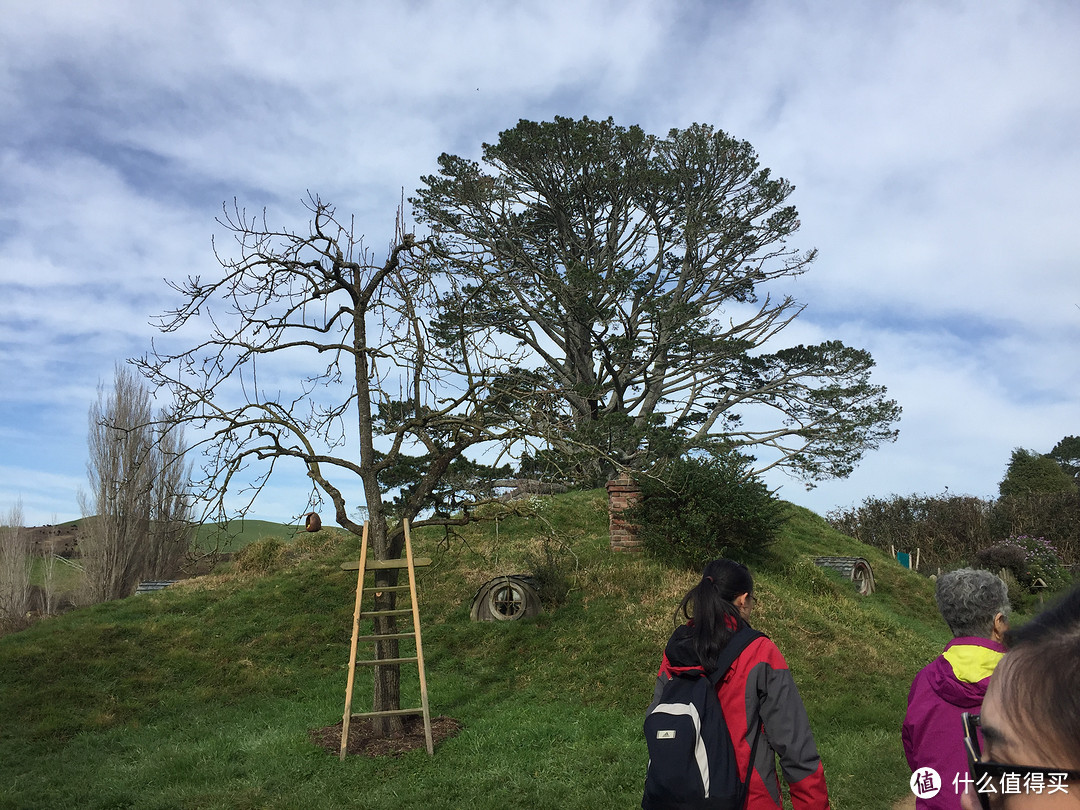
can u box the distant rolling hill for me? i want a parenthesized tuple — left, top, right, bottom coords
(194, 518, 305, 552)
(23, 517, 305, 557)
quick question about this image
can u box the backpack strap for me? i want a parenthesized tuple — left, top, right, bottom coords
(705, 624, 764, 687)
(706, 624, 766, 809)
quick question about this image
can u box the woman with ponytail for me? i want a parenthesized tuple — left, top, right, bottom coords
(650, 559, 831, 809)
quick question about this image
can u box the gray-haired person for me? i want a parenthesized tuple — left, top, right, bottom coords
(903, 568, 1009, 809)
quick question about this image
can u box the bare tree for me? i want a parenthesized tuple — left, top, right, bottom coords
(0, 502, 32, 632)
(79, 364, 192, 602)
(138, 197, 528, 734)
(145, 421, 193, 579)
(39, 549, 57, 617)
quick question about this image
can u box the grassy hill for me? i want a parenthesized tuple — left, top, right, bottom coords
(0, 491, 949, 809)
(194, 518, 305, 552)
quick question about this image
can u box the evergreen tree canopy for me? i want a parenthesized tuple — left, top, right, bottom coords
(413, 116, 900, 485)
(999, 447, 1078, 499)
(1048, 435, 1080, 484)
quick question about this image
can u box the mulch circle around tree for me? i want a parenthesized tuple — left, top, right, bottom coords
(309, 715, 463, 758)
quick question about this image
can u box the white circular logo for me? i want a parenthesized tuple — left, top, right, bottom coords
(910, 768, 942, 799)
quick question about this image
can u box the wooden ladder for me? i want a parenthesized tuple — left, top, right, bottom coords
(339, 519, 433, 760)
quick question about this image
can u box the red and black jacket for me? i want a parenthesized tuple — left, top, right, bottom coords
(654, 624, 831, 810)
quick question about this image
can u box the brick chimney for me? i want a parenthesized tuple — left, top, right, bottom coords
(606, 472, 643, 552)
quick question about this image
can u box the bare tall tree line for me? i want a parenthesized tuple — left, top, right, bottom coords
(0, 502, 32, 630)
(79, 364, 193, 602)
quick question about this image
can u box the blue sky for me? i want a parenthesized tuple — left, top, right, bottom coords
(2, 0, 1078, 527)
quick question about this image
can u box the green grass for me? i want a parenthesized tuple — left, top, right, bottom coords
(1, 492, 948, 809)
(28, 555, 84, 592)
(194, 519, 305, 553)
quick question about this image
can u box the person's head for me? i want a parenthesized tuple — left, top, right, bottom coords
(960, 585, 1080, 809)
(935, 568, 1010, 640)
(675, 559, 756, 672)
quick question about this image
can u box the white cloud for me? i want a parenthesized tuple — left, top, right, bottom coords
(1, 0, 1078, 526)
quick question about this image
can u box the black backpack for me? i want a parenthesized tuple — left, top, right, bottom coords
(642, 625, 765, 810)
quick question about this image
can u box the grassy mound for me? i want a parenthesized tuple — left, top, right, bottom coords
(0, 491, 946, 809)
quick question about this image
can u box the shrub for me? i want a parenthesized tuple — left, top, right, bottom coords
(990, 491, 1080, 564)
(629, 454, 786, 570)
(974, 535, 1070, 594)
(292, 528, 346, 557)
(827, 490, 1080, 573)
(826, 493, 994, 569)
(994, 568, 1027, 614)
(523, 538, 573, 609)
(233, 537, 289, 575)
(972, 543, 1028, 584)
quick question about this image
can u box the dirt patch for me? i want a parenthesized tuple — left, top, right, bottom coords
(25, 523, 82, 556)
(309, 715, 463, 757)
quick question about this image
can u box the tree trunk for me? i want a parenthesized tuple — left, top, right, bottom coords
(371, 567, 402, 736)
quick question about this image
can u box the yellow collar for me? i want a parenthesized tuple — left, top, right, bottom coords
(943, 643, 1004, 684)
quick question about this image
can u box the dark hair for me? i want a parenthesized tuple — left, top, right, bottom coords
(674, 559, 753, 673)
(998, 584, 1080, 767)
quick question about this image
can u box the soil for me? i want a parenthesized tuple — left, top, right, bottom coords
(309, 715, 463, 757)
(25, 523, 82, 556)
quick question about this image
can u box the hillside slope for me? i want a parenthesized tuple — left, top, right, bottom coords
(0, 491, 945, 809)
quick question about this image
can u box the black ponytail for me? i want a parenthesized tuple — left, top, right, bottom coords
(673, 559, 754, 673)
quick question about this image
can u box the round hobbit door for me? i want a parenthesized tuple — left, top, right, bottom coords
(469, 575, 543, 621)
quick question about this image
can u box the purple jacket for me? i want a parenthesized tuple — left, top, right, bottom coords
(902, 637, 1006, 809)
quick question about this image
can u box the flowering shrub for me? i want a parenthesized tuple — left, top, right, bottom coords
(975, 535, 1069, 593)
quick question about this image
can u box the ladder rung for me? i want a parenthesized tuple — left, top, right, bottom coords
(354, 657, 419, 666)
(362, 584, 412, 593)
(361, 609, 414, 617)
(355, 633, 416, 642)
(341, 557, 432, 571)
(350, 708, 425, 719)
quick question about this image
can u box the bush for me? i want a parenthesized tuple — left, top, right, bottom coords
(995, 568, 1027, 615)
(972, 543, 1028, 584)
(826, 493, 994, 569)
(233, 537, 289, 575)
(825, 488, 1080, 573)
(629, 454, 786, 570)
(524, 538, 573, 609)
(990, 491, 1080, 564)
(974, 535, 1070, 594)
(292, 528, 346, 557)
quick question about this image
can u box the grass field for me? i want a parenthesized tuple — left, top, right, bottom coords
(0, 491, 955, 809)
(194, 518, 305, 553)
